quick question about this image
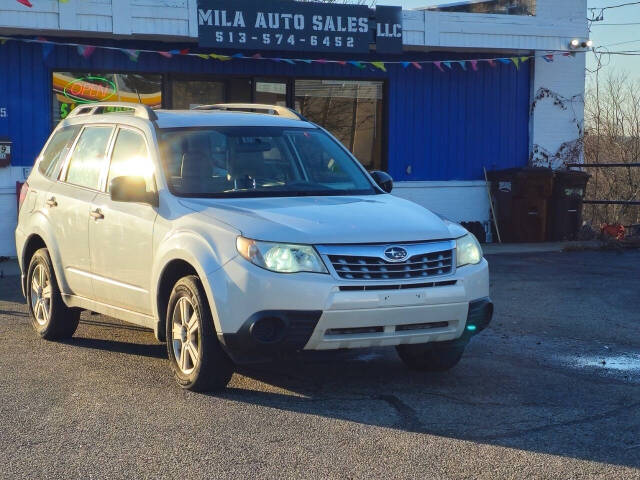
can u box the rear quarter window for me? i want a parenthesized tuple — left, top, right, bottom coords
(38, 126, 81, 179)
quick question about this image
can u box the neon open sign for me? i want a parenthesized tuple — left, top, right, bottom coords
(63, 76, 117, 104)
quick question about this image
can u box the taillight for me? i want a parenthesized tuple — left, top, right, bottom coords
(18, 182, 29, 213)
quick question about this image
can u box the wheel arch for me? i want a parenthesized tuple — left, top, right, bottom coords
(152, 233, 232, 342)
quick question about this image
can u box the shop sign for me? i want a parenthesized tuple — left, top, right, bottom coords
(0, 138, 11, 168)
(197, 0, 372, 53)
(63, 76, 117, 104)
(375, 6, 402, 54)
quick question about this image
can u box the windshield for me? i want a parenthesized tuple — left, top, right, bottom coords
(159, 126, 377, 198)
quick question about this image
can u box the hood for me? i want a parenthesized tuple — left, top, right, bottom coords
(179, 194, 454, 245)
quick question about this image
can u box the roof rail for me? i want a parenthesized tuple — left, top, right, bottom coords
(191, 103, 306, 121)
(66, 102, 158, 121)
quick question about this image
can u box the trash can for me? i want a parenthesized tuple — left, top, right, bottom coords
(548, 170, 590, 241)
(487, 167, 554, 243)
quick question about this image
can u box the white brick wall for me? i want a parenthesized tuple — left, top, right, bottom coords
(530, 53, 586, 169)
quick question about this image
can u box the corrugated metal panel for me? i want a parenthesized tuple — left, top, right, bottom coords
(388, 57, 530, 181)
(0, 40, 529, 180)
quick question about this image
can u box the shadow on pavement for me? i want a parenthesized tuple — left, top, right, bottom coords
(62, 336, 166, 359)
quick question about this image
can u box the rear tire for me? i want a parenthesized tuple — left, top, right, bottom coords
(396, 341, 465, 372)
(166, 275, 234, 392)
(26, 248, 80, 340)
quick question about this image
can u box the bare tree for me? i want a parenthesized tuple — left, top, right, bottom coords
(584, 72, 640, 227)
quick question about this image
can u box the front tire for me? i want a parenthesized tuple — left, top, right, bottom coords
(166, 275, 234, 392)
(396, 341, 466, 372)
(26, 248, 80, 340)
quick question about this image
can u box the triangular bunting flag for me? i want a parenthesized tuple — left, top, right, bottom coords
(543, 54, 554, 62)
(16, 0, 33, 7)
(158, 51, 172, 58)
(210, 53, 231, 61)
(123, 49, 140, 62)
(411, 62, 423, 70)
(488, 59, 497, 67)
(283, 59, 296, 65)
(434, 61, 444, 72)
(371, 61, 387, 72)
(510, 57, 520, 69)
(196, 53, 209, 59)
(337, 60, 347, 65)
(470, 60, 478, 71)
(520, 56, 530, 63)
(252, 53, 263, 59)
(77, 45, 96, 59)
(42, 43, 54, 59)
(232, 53, 245, 59)
(457, 61, 467, 71)
(315, 59, 328, 64)
(443, 61, 452, 69)
(497, 58, 511, 65)
(401, 61, 410, 68)
(348, 61, 365, 69)
(300, 59, 313, 64)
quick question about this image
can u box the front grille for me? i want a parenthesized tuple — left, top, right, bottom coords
(328, 249, 454, 280)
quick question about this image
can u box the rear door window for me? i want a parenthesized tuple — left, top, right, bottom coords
(64, 126, 114, 190)
(38, 126, 81, 179)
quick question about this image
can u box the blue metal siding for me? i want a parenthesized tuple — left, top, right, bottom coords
(0, 40, 530, 180)
(387, 58, 530, 181)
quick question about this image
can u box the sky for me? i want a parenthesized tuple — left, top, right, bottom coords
(374, 0, 640, 80)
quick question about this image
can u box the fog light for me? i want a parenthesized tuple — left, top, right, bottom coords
(250, 317, 286, 343)
(466, 325, 477, 332)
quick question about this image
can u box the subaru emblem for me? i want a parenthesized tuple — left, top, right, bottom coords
(384, 246, 408, 262)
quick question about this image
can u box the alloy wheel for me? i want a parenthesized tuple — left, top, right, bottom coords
(171, 296, 200, 375)
(30, 264, 51, 326)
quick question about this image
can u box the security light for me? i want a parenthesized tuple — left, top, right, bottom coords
(569, 39, 580, 49)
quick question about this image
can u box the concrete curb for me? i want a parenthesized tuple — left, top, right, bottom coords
(483, 241, 603, 255)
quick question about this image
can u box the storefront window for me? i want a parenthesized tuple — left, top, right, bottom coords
(255, 79, 288, 106)
(295, 79, 383, 171)
(425, 0, 536, 16)
(172, 80, 225, 109)
(52, 72, 162, 125)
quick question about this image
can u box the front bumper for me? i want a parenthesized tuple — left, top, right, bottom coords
(210, 256, 492, 364)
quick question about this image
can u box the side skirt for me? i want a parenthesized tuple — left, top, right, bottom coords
(62, 294, 156, 331)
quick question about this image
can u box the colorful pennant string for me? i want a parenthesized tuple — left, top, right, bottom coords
(0, 35, 574, 74)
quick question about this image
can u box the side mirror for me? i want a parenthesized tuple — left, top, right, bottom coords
(110, 176, 158, 207)
(370, 170, 393, 193)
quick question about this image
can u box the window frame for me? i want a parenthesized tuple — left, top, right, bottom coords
(58, 124, 117, 192)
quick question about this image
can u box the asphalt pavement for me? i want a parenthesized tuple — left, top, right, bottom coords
(1, 251, 639, 479)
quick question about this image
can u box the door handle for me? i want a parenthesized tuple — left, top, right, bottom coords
(46, 197, 58, 208)
(90, 208, 104, 220)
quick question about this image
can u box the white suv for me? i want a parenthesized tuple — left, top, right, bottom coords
(15, 102, 492, 391)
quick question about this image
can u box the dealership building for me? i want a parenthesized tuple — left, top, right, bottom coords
(0, 0, 588, 257)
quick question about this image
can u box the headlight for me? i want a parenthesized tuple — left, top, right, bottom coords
(456, 233, 483, 267)
(236, 237, 328, 274)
